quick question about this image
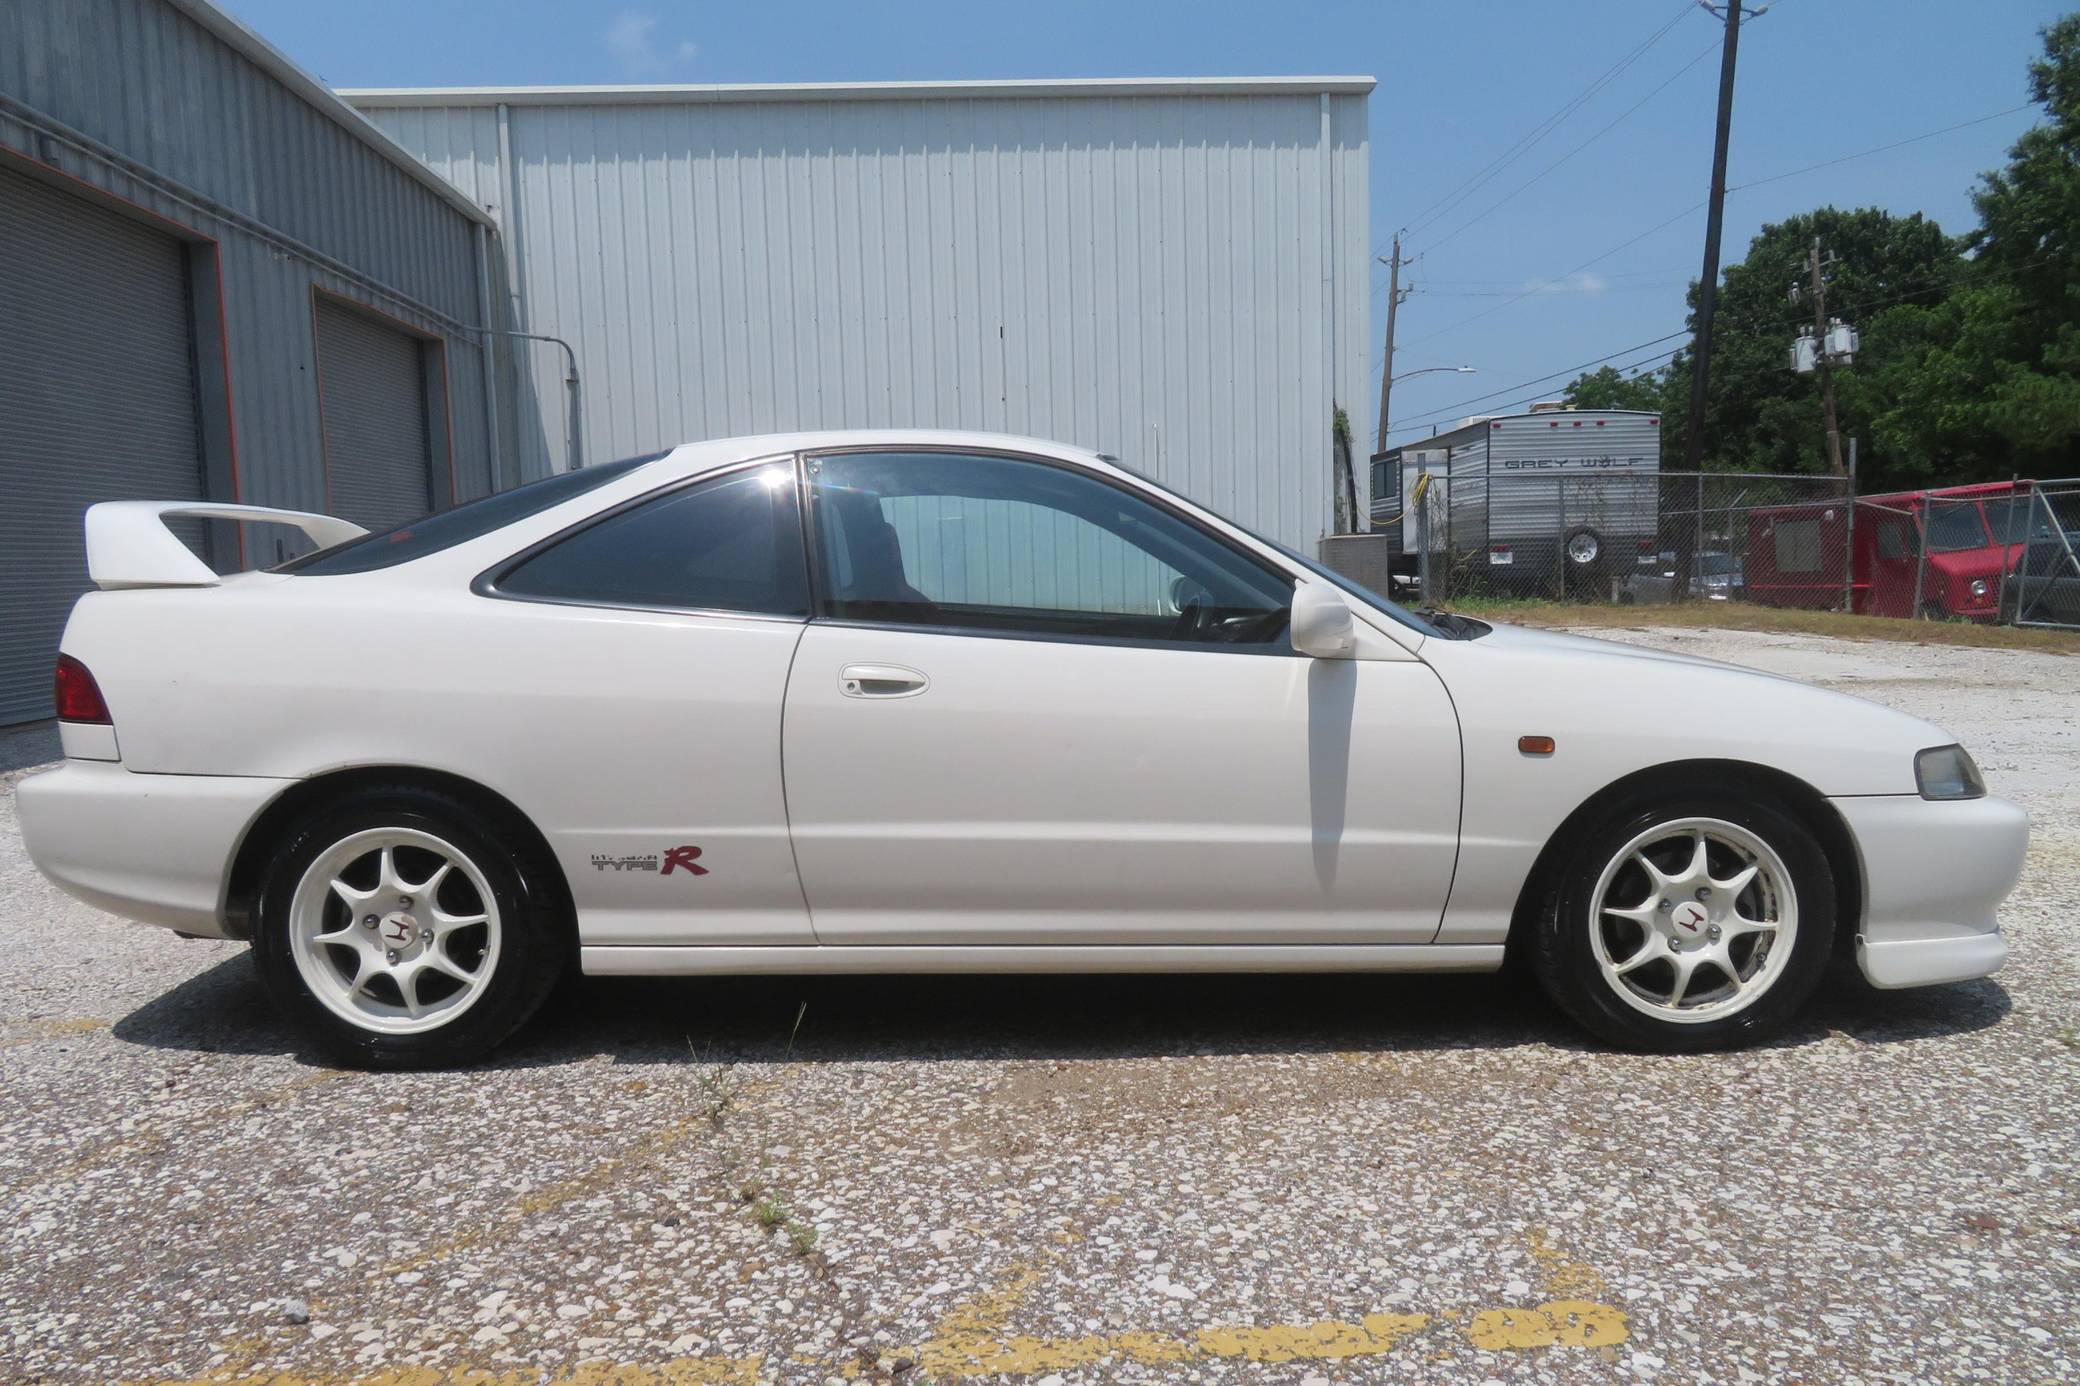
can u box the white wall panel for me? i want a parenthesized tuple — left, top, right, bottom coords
(356, 82, 1372, 548)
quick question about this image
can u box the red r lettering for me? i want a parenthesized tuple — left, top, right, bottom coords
(662, 845, 708, 877)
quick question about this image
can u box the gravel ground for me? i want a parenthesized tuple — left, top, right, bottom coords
(2, 626, 2075, 1386)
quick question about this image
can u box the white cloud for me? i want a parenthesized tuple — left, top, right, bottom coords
(1524, 271, 1609, 296)
(605, 11, 698, 78)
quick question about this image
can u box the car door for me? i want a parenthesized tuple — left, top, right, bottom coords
(475, 458, 816, 946)
(780, 448, 1462, 946)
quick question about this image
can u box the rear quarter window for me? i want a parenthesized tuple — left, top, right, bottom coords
(276, 453, 662, 575)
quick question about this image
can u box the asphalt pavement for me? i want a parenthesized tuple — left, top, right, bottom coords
(3, 627, 2075, 1385)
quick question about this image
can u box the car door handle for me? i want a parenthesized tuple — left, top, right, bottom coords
(840, 664, 929, 699)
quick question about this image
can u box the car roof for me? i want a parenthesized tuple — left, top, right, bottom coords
(652, 429, 1105, 479)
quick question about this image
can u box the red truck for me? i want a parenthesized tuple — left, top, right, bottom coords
(1744, 480, 2039, 620)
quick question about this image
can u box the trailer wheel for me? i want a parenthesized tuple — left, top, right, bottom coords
(1562, 525, 1609, 600)
(1563, 525, 1605, 568)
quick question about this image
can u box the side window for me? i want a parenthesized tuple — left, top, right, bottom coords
(1772, 518, 1822, 574)
(496, 463, 808, 616)
(806, 452, 1292, 648)
(1876, 519, 1911, 561)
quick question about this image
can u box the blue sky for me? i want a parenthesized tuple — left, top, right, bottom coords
(236, 0, 2063, 444)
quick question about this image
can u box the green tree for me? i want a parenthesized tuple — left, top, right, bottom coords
(1562, 13, 2080, 488)
(1562, 363, 1674, 413)
(1674, 207, 1960, 480)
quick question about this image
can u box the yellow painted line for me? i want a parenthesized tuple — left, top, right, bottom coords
(122, 1355, 762, 1386)
(911, 1311, 1434, 1376)
(5, 1068, 350, 1195)
(1525, 1225, 1610, 1301)
(1464, 1300, 1629, 1350)
(0, 1016, 105, 1049)
(368, 1075, 788, 1287)
(372, 1106, 717, 1285)
(883, 1228, 1628, 1378)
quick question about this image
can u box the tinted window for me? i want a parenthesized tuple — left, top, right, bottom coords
(807, 452, 1291, 647)
(497, 463, 808, 617)
(1926, 502, 1990, 553)
(279, 454, 661, 575)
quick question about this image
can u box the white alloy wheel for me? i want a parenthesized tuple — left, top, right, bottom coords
(1565, 530, 1602, 565)
(287, 827, 503, 1035)
(1586, 817, 1797, 1024)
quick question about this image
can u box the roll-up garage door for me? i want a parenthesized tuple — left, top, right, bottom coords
(0, 164, 206, 726)
(314, 296, 436, 532)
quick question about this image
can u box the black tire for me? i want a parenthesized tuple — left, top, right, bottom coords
(251, 783, 570, 1069)
(1561, 525, 1610, 599)
(1528, 793, 1835, 1052)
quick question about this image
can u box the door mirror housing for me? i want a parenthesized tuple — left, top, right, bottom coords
(1289, 579, 1356, 658)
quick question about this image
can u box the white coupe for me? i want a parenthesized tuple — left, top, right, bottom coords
(21, 432, 2028, 1066)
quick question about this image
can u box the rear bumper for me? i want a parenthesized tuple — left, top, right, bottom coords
(16, 761, 289, 938)
(1832, 792, 2029, 989)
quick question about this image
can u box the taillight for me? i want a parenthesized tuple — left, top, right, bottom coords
(54, 655, 111, 724)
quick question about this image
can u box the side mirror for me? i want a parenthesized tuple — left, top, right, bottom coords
(1289, 579, 1356, 658)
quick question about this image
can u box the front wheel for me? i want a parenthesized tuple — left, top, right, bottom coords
(252, 785, 570, 1069)
(1529, 796, 1835, 1051)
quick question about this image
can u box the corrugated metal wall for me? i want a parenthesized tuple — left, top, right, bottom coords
(358, 85, 1371, 549)
(0, 0, 525, 524)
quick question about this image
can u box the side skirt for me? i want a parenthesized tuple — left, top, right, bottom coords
(579, 943, 1507, 977)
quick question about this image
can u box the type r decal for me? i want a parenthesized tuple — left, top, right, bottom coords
(588, 846, 711, 877)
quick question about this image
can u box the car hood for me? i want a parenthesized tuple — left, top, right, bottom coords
(1466, 619, 1757, 673)
(1417, 619, 1955, 798)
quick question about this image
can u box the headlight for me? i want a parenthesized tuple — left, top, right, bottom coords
(1915, 744, 1986, 800)
(1969, 578, 1991, 600)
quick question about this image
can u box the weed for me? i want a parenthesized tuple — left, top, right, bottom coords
(689, 1039, 738, 1123)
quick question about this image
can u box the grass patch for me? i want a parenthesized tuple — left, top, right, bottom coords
(1446, 598, 2080, 654)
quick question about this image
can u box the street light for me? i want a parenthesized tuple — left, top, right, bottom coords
(1391, 364, 1477, 385)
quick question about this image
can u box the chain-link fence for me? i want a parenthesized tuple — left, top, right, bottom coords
(1403, 470, 1847, 607)
(2005, 480, 2080, 629)
(1339, 470, 2080, 630)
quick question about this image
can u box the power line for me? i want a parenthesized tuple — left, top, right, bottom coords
(1727, 103, 2035, 194)
(1419, 33, 1723, 257)
(1390, 98, 2041, 354)
(1382, 347, 1688, 442)
(1383, 346, 1687, 441)
(1414, 280, 1690, 298)
(1385, 246, 2069, 443)
(1381, 329, 1694, 430)
(1399, 200, 1709, 349)
(1387, 0, 1700, 248)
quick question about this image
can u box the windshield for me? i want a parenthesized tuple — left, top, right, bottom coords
(1099, 452, 1442, 637)
(1924, 502, 1991, 554)
(1694, 552, 1736, 577)
(1261, 537, 1442, 638)
(274, 453, 664, 575)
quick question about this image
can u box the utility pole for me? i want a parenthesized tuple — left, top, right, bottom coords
(1375, 234, 1413, 454)
(1683, 0, 1755, 473)
(1807, 236, 1846, 477)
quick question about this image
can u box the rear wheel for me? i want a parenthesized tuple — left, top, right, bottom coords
(1529, 795, 1835, 1051)
(252, 785, 569, 1068)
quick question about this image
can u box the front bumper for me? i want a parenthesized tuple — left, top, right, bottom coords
(1831, 792, 2029, 988)
(16, 761, 290, 938)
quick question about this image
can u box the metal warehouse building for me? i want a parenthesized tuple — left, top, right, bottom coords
(347, 78, 1374, 552)
(0, 0, 529, 726)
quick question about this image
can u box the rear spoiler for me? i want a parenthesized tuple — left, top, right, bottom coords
(85, 502, 368, 590)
